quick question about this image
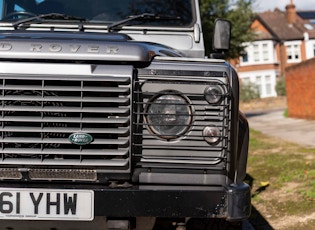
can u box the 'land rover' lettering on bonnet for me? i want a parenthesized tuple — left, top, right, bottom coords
(30, 44, 119, 54)
(0, 42, 12, 51)
(0, 42, 119, 54)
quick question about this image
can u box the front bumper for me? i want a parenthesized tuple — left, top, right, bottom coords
(0, 182, 251, 221)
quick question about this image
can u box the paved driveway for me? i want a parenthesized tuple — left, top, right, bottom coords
(246, 109, 315, 148)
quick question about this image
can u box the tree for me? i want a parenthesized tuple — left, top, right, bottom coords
(275, 77, 286, 96)
(199, 0, 256, 58)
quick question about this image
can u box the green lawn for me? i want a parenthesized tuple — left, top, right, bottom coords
(246, 129, 315, 229)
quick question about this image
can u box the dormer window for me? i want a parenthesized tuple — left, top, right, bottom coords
(285, 41, 301, 63)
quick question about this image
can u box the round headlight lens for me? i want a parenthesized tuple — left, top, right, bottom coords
(204, 85, 223, 104)
(146, 93, 192, 140)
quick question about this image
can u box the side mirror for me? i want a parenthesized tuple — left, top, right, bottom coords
(212, 19, 231, 52)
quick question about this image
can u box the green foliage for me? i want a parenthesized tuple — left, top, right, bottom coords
(199, 0, 256, 58)
(275, 77, 286, 96)
(240, 82, 260, 102)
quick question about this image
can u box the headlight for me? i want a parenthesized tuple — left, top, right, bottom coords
(145, 92, 193, 140)
(204, 85, 223, 104)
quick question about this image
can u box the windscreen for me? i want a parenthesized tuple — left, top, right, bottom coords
(0, 0, 195, 27)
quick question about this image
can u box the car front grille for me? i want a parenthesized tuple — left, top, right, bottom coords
(0, 66, 132, 174)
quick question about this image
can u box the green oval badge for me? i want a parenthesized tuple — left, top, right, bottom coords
(69, 133, 93, 145)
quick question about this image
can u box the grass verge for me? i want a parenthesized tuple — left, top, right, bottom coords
(246, 129, 315, 230)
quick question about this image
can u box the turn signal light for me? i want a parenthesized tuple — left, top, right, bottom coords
(203, 126, 221, 145)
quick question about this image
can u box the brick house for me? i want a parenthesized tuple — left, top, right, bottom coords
(286, 58, 315, 120)
(231, 0, 315, 98)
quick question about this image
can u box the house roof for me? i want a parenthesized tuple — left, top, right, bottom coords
(254, 8, 315, 41)
(256, 9, 303, 41)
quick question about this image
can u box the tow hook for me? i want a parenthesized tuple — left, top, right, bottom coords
(107, 220, 130, 230)
(175, 223, 186, 230)
(109, 181, 133, 188)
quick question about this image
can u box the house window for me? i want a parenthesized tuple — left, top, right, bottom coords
(265, 75, 272, 95)
(286, 44, 301, 62)
(240, 41, 273, 65)
(262, 43, 269, 61)
(240, 72, 277, 98)
(242, 52, 248, 62)
(253, 44, 260, 62)
(255, 76, 262, 96)
(242, 77, 250, 85)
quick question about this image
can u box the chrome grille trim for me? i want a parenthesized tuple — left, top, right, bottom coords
(0, 64, 132, 172)
(0, 95, 129, 103)
(0, 148, 128, 156)
(0, 106, 129, 113)
(0, 116, 129, 124)
(0, 85, 130, 93)
(1, 159, 129, 167)
(0, 127, 130, 134)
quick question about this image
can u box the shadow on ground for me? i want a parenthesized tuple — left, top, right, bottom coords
(246, 174, 274, 230)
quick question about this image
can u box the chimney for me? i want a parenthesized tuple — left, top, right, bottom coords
(285, 0, 296, 24)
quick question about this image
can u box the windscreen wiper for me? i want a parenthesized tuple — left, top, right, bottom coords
(12, 13, 86, 29)
(108, 13, 181, 32)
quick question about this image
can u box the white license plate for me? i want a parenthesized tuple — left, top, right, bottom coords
(0, 188, 94, 220)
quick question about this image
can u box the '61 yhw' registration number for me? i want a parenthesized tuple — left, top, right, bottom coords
(0, 188, 94, 220)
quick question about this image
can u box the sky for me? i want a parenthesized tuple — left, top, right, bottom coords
(252, 0, 315, 12)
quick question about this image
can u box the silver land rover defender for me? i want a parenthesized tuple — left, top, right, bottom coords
(0, 0, 250, 229)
